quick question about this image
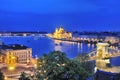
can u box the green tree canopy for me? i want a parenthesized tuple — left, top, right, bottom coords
(37, 51, 91, 80)
(19, 72, 30, 80)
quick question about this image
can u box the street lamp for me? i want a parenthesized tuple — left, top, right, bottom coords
(8, 66, 15, 71)
(8, 65, 15, 80)
(7, 55, 16, 80)
(4, 76, 7, 80)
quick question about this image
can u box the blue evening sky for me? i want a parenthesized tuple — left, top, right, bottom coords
(0, 0, 120, 32)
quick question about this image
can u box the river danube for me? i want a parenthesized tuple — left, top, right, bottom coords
(0, 36, 120, 66)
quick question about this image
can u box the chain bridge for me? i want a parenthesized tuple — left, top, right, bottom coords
(87, 43, 120, 60)
(85, 43, 120, 69)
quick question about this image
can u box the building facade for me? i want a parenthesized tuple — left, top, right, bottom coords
(105, 36, 119, 44)
(53, 26, 72, 39)
(0, 53, 5, 63)
(0, 44, 32, 64)
(5, 48, 32, 64)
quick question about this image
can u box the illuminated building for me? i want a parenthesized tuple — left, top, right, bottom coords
(0, 44, 32, 64)
(53, 26, 72, 39)
(105, 36, 119, 44)
(0, 52, 5, 63)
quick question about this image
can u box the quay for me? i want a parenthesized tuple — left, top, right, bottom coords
(46, 26, 119, 46)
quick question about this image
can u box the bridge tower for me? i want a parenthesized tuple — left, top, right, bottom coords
(96, 43, 110, 69)
(96, 43, 109, 58)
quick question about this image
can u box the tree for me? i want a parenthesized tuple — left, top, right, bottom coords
(77, 54, 92, 69)
(76, 53, 94, 80)
(19, 72, 30, 80)
(37, 51, 91, 80)
(0, 70, 4, 80)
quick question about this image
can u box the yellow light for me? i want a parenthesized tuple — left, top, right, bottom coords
(12, 56, 15, 59)
(44, 70, 46, 73)
(34, 64, 37, 68)
(62, 64, 65, 66)
(4, 76, 7, 80)
(57, 64, 60, 66)
(8, 66, 15, 71)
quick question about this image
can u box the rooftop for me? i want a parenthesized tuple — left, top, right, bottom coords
(0, 44, 28, 50)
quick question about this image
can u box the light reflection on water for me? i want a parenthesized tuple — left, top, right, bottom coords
(0, 36, 120, 66)
(0, 36, 95, 58)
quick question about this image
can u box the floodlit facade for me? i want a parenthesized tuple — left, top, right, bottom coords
(5, 48, 32, 64)
(0, 53, 5, 63)
(105, 36, 119, 44)
(53, 26, 72, 39)
(0, 44, 32, 64)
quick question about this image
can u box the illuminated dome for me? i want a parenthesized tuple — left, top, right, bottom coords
(53, 26, 72, 39)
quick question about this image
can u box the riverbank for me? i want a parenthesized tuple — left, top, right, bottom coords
(53, 38, 119, 47)
(95, 69, 120, 80)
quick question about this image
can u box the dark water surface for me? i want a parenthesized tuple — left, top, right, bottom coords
(0, 36, 95, 58)
(0, 36, 120, 66)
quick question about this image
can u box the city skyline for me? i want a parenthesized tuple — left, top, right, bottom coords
(0, 0, 120, 32)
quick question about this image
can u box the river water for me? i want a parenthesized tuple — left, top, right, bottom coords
(0, 36, 120, 66)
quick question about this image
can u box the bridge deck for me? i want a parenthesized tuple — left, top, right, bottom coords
(89, 52, 120, 60)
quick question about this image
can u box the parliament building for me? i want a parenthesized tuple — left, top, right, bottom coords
(53, 26, 72, 39)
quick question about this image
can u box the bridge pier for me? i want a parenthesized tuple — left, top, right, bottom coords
(96, 43, 111, 69)
(96, 43, 109, 58)
(96, 59, 110, 69)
